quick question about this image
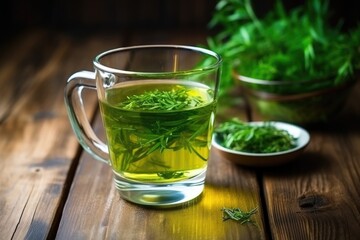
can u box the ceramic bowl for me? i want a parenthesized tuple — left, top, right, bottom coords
(212, 121, 310, 167)
(234, 74, 356, 125)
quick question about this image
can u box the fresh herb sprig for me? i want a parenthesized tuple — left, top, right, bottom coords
(207, 0, 360, 95)
(106, 86, 215, 172)
(214, 118, 296, 153)
(117, 114, 209, 168)
(119, 86, 204, 111)
(221, 207, 258, 224)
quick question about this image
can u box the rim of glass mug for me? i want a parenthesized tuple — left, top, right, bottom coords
(93, 44, 222, 76)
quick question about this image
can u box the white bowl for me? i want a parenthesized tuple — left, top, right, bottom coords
(212, 121, 310, 167)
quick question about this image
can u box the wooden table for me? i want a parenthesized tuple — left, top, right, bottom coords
(1, 28, 359, 240)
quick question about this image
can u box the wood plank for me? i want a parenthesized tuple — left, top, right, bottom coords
(56, 31, 266, 239)
(262, 81, 360, 239)
(0, 30, 47, 121)
(0, 30, 123, 239)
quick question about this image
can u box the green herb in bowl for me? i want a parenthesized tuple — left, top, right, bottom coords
(208, 0, 360, 92)
(212, 118, 310, 166)
(206, 0, 360, 124)
(214, 118, 297, 153)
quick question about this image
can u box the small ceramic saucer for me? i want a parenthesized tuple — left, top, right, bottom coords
(212, 121, 310, 167)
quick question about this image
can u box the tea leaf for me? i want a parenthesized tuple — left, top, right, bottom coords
(215, 118, 296, 153)
(157, 171, 184, 179)
(104, 85, 216, 175)
(119, 85, 204, 111)
(221, 207, 258, 224)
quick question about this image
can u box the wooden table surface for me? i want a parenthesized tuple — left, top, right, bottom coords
(1, 29, 359, 240)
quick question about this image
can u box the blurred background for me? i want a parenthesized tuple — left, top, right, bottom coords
(1, 0, 359, 38)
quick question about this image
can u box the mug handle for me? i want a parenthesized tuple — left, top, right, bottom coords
(64, 71, 109, 163)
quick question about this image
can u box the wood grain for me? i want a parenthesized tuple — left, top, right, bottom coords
(262, 81, 360, 240)
(0, 30, 123, 239)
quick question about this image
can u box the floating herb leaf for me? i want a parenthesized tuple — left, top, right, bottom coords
(100, 82, 216, 180)
(221, 207, 258, 224)
(214, 118, 296, 153)
(119, 86, 204, 111)
(157, 171, 184, 179)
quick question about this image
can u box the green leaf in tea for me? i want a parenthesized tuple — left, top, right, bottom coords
(157, 171, 184, 179)
(100, 81, 216, 182)
(119, 85, 204, 111)
(214, 118, 296, 153)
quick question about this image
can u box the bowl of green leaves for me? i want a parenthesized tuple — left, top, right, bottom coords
(212, 118, 310, 166)
(207, 0, 360, 124)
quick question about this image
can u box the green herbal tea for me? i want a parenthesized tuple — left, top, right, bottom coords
(99, 80, 216, 183)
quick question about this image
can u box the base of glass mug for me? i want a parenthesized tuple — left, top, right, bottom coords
(113, 170, 206, 207)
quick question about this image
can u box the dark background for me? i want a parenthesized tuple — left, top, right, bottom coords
(1, 0, 359, 39)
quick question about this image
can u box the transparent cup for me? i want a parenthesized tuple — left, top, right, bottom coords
(64, 45, 222, 207)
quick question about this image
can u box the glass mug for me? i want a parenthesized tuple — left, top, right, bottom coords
(64, 45, 222, 207)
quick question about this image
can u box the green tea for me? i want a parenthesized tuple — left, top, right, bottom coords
(99, 80, 217, 183)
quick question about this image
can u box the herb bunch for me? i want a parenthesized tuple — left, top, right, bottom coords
(214, 118, 296, 153)
(207, 0, 360, 94)
(117, 110, 209, 166)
